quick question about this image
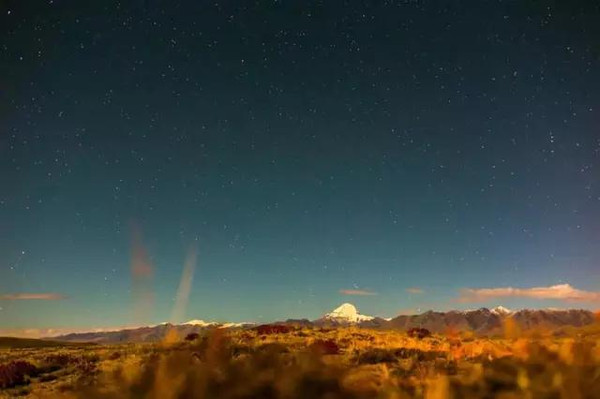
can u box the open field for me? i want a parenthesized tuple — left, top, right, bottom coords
(0, 338, 96, 350)
(1, 325, 600, 398)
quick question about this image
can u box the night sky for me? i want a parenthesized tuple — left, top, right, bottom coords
(1, 1, 599, 333)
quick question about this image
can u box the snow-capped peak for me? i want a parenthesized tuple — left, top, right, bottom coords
(491, 306, 512, 315)
(183, 319, 218, 327)
(219, 322, 255, 328)
(324, 303, 374, 323)
(182, 320, 254, 328)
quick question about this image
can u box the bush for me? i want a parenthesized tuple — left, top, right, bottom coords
(407, 327, 431, 339)
(356, 349, 397, 364)
(357, 347, 444, 365)
(185, 333, 200, 342)
(0, 361, 38, 389)
(75, 358, 98, 375)
(44, 354, 74, 367)
(252, 324, 292, 335)
(309, 339, 340, 355)
(39, 353, 98, 377)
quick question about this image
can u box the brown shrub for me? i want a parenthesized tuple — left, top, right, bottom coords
(0, 361, 38, 389)
(39, 353, 98, 377)
(357, 347, 444, 365)
(253, 324, 292, 335)
(309, 339, 340, 355)
(239, 332, 254, 341)
(185, 333, 200, 341)
(44, 354, 74, 368)
(256, 343, 289, 355)
(76, 358, 98, 375)
(356, 349, 397, 364)
(407, 327, 431, 339)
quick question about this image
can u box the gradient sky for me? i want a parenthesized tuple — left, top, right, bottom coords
(1, 1, 599, 332)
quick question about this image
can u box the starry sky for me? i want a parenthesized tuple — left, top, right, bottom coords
(1, 1, 599, 332)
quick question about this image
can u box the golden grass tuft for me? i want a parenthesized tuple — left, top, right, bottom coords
(1, 325, 600, 398)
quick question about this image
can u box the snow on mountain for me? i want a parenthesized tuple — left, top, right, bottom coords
(458, 307, 513, 315)
(490, 306, 513, 315)
(183, 319, 219, 327)
(323, 303, 374, 323)
(219, 322, 255, 328)
(183, 320, 254, 328)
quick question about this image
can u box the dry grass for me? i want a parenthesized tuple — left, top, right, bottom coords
(1, 324, 600, 398)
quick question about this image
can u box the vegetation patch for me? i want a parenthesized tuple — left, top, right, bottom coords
(0, 361, 38, 389)
(1, 326, 600, 397)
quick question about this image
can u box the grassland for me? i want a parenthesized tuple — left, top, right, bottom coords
(0, 338, 95, 350)
(1, 323, 600, 398)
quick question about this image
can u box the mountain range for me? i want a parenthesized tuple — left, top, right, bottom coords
(312, 303, 595, 334)
(50, 303, 596, 343)
(53, 321, 256, 344)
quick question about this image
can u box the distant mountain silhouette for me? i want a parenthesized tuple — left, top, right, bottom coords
(49, 304, 596, 343)
(386, 308, 595, 333)
(53, 322, 254, 344)
(312, 304, 596, 333)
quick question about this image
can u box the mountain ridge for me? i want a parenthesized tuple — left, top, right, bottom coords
(46, 303, 597, 343)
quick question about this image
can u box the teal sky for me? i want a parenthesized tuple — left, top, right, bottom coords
(1, 1, 599, 332)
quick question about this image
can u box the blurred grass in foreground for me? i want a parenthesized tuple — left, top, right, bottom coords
(1, 319, 600, 398)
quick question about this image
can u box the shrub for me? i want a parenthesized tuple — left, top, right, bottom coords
(309, 339, 340, 355)
(357, 347, 443, 364)
(43, 354, 74, 369)
(407, 327, 431, 339)
(39, 353, 98, 377)
(252, 324, 292, 335)
(0, 361, 38, 389)
(357, 349, 397, 364)
(185, 333, 200, 342)
(256, 343, 289, 355)
(393, 347, 436, 360)
(75, 358, 98, 375)
(318, 328, 334, 333)
(239, 332, 254, 341)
